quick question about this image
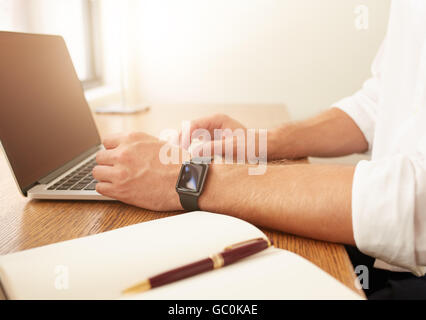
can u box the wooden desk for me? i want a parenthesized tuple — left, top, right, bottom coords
(0, 104, 364, 297)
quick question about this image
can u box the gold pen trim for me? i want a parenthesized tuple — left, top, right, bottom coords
(122, 279, 151, 295)
(210, 253, 225, 269)
(224, 237, 271, 251)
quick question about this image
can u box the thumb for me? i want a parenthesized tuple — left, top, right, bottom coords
(190, 140, 224, 159)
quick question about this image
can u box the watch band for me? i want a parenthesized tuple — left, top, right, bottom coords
(176, 158, 211, 211)
(178, 192, 200, 211)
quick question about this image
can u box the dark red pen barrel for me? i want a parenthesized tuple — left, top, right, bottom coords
(221, 240, 269, 266)
(150, 258, 214, 288)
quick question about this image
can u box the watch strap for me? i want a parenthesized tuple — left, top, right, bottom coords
(178, 192, 200, 211)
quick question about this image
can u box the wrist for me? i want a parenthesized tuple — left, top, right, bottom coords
(268, 127, 288, 160)
(198, 163, 238, 213)
(167, 164, 184, 211)
(198, 163, 219, 212)
(267, 123, 301, 160)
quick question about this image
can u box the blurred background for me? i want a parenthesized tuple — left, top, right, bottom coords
(0, 0, 390, 121)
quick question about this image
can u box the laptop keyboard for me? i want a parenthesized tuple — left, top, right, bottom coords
(47, 158, 98, 191)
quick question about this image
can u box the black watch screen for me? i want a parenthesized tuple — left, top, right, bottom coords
(176, 160, 209, 211)
(177, 163, 206, 192)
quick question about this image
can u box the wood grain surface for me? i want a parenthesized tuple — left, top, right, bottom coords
(0, 104, 364, 298)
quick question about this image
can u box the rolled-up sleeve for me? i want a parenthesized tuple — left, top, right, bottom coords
(333, 40, 386, 151)
(352, 152, 426, 276)
(333, 38, 426, 275)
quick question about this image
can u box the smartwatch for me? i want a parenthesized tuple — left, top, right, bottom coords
(175, 158, 210, 211)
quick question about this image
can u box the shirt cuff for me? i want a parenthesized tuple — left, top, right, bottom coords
(333, 97, 375, 151)
(351, 157, 425, 276)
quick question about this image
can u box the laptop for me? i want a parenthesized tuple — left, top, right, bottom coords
(0, 31, 111, 200)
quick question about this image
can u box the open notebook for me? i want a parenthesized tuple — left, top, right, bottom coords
(0, 211, 362, 300)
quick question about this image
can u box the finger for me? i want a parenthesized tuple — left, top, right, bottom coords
(177, 131, 186, 149)
(179, 126, 192, 150)
(190, 140, 223, 159)
(103, 134, 126, 149)
(92, 165, 117, 183)
(126, 131, 157, 142)
(189, 116, 218, 136)
(95, 182, 116, 199)
(95, 149, 116, 166)
(179, 116, 221, 149)
(191, 138, 244, 163)
(179, 133, 190, 150)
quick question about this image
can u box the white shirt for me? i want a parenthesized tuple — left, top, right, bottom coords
(334, 0, 426, 276)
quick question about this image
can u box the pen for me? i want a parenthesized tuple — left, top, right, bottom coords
(122, 237, 272, 295)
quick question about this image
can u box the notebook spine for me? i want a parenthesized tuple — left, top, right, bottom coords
(0, 279, 8, 300)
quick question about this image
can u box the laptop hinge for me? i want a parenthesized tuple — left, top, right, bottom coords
(38, 145, 102, 185)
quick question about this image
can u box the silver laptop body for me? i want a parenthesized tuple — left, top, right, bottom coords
(0, 31, 111, 200)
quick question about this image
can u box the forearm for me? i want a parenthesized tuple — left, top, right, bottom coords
(199, 163, 355, 245)
(268, 108, 368, 160)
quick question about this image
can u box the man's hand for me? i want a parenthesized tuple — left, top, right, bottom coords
(180, 113, 247, 149)
(180, 108, 369, 161)
(180, 113, 266, 162)
(93, 132, 184, 211)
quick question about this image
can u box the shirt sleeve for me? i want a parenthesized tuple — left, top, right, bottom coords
(353, 150, 426, 276)
(333, 40, 386, 151)
(334, 38, 426, 275)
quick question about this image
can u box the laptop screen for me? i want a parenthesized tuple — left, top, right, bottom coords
(0, 32, 101, 192)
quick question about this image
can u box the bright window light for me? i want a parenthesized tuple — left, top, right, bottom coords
(0, 0, 97, 84)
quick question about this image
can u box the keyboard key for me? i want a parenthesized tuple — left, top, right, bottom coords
(84, 183, 97, 190)
(71, 183, 88, 190)
(46, 159, 98, 191)
(57, 185, 71, 190)
(50, 182, 61, 188)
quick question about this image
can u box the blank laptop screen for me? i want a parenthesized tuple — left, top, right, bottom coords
(0, 32, 101, 192)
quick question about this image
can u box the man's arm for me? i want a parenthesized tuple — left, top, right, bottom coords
(267, 107, 368, 160)
(200, 163, 355, 245)
(93, 101, 371, 247)
(184, 107, 369, 162)
(93, 133, 356, 245)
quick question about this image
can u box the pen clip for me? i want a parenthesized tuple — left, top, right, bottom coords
(224, 237, 272, 251)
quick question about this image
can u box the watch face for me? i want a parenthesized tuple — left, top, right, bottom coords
(177, 163, 206, 192)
